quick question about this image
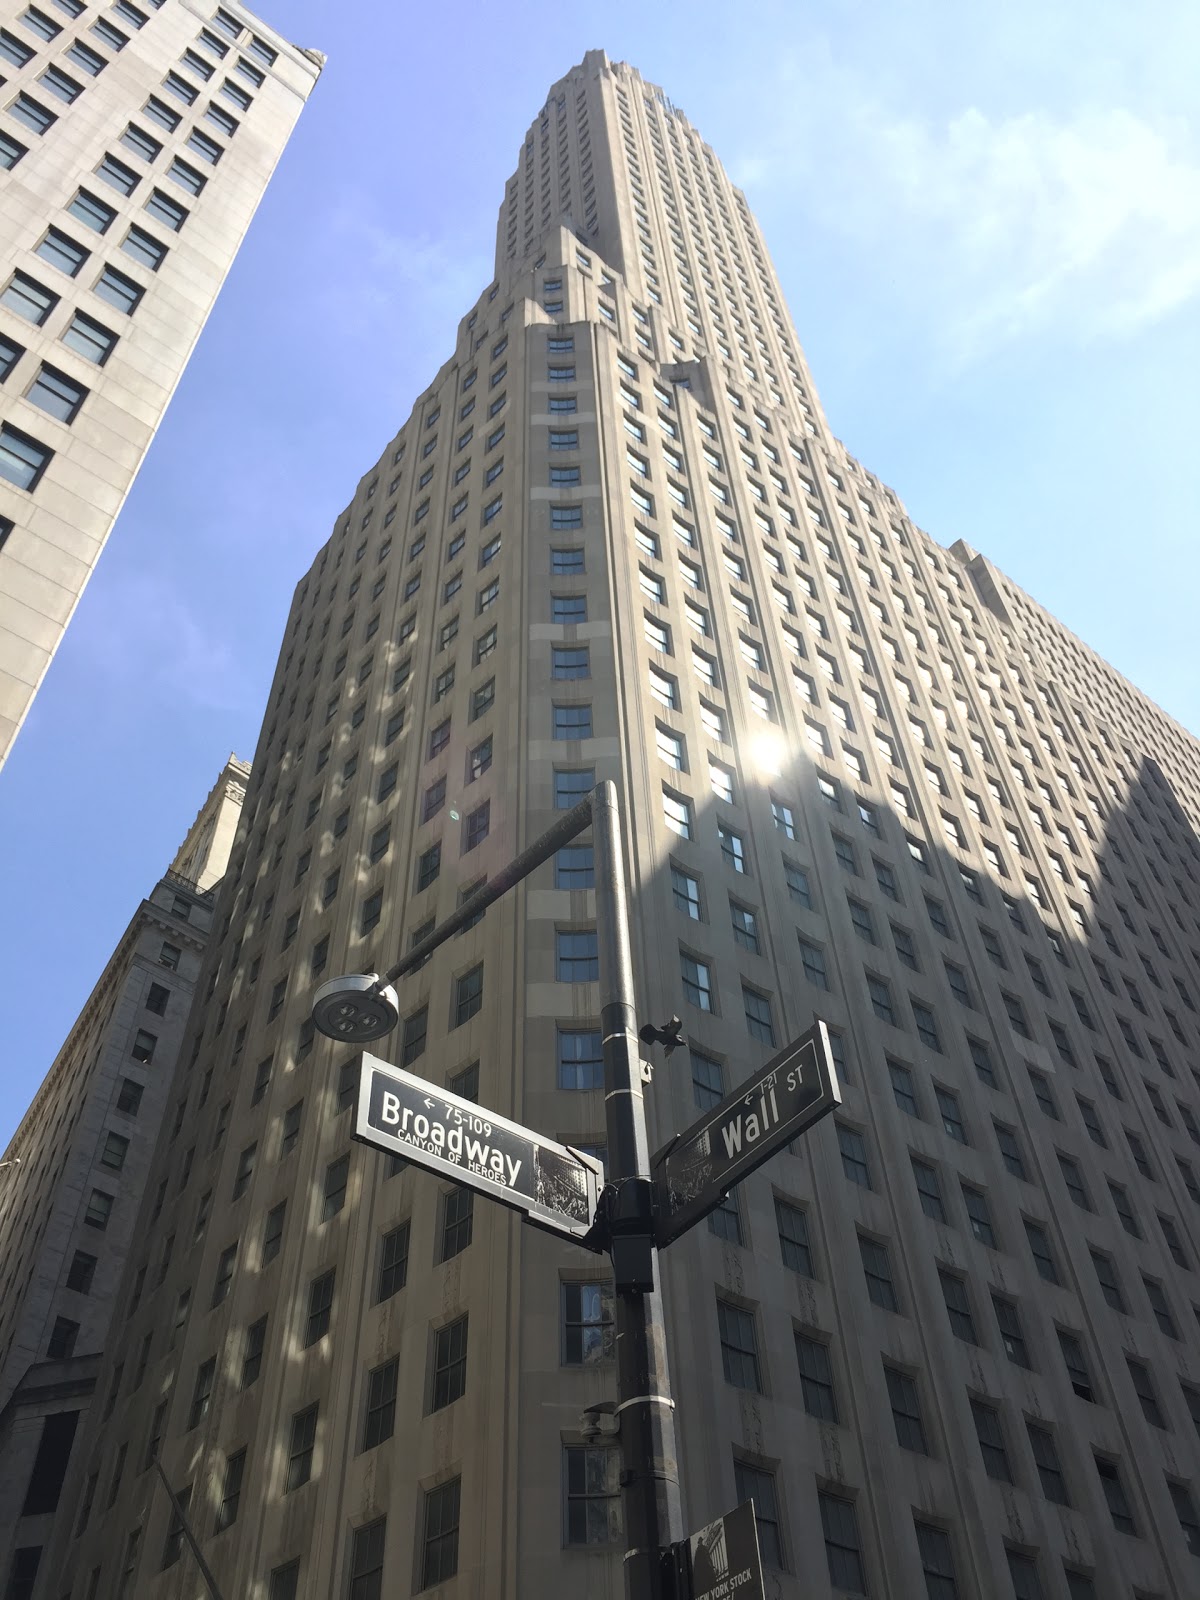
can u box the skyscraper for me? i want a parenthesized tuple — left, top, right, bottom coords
(51, 50, 1200, 1600)
(0, 755, 247, 1596)
(0, 0, 322, 768)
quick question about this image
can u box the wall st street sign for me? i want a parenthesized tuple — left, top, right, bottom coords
(652, 1021, 841, 1246)
(351, 1053, 605, 1245)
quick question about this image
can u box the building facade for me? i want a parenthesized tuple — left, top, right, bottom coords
(52, 51, 1200, 1600)
(0, 755, 246, 1596)
(0, 0, 322, 769)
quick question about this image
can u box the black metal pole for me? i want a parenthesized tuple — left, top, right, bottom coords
(592, 781, 685, 1600)
(153, 1459, 227, 1600)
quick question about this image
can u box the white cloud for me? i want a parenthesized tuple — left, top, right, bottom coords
(312, 197, 491, 345)
(77, 571, 248, 713)
(736, 61, 1200, 361)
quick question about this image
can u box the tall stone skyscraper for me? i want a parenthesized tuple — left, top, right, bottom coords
(0, 0, 322, 768)
(51, 51, 1200, 1600)
(0, 755, 247, 1597)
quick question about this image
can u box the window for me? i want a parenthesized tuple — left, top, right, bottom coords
(1127, 1357, 1164, 1427)
(676, 950, 712, 1011)
(551, 546, 584, 573)
(859, 1233, 898, 1310)
(215, 1448, 245, 1532)
(880, 1060, 917, 1121)
(912, 1001, 941, 1050)
(1144, 1275, 1177, 1338)
(867, 974, 895, 1025)
(939, 1269, 977, 1342)
(886, 1364, 928, 1452)
(564, 1446, 621, 1547)
(1095, 1456, 1136, 1534)
(285, 1404, 317, 1492)
(2, 272, 57, 327)
(35, 227, 89, 279)
(1109, 1180, 1141, 1237)
(556, 845, 593, 888)
(94, 263, 143, 316)
(1057, 1329, 1095, 1400)
(994, 1122, 1026, 1180)
(784, 860, 813, 907)
(553, 702, 592, 741)
(10, 91, 57, 135)
(717, 1298, 761, 1390)
(552, 645, 588, 679)
(304, 1268, 335, 1345)
(421, 1477, 461, 1587)
(555, 1023, 603, 1090)
(819, 1494, 866, 1595)
(971, 1399, 1012, 1481)
(145, 187, 189, 231)
(743, 986, 775, 1044)
(791, 1331, 837, 1420)
(1027, 1422, 1069, 1504)
(0, 128, 27, 170)
(838, 1123, 871, 1188)
(562, 1281, 613, 1364)
(912, 1158, 945, 1221)
(955, 1181, 997, 1249)
(1167, 1479, 1200, 1557)
(231, 1140, 256, 1199)
(416, 843, 441, 892)
(167, 156, 205, 195)
(555, 768, 593, 809)
(733, 1461, 783, 1569)
(718, 823, 746, 873)
(914, 1522, 959, 1600)
(322, 1154, 349, 1221)
(187, 1357, 215, 1428)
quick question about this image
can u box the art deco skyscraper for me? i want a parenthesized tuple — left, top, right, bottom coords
(0, 0, 322, 768)
(52, 50, 1200, 1600)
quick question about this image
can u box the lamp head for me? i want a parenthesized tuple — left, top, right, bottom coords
(312, 972, 400, 1043)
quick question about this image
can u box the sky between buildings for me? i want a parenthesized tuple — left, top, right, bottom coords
(1, 0, 1197, 1146)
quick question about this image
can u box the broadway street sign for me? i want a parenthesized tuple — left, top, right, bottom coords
(652, 1020, 841, 1247)
(351, 1052, 605, 1246)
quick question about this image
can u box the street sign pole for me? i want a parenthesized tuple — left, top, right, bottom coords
(593, 781, 685, 1600)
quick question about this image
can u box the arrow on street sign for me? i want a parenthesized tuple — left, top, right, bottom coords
(351, 1053, 606, 1247)
(652, 1020, 841, 1247)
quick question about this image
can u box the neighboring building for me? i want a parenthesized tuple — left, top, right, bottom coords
(0, 755, 246, 1594)
(53, 50, 1200, 1600)
(0, 1, 323, 769)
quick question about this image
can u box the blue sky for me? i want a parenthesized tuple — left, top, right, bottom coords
(2, 0, 1197, 1146)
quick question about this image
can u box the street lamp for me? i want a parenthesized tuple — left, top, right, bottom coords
(312, 781, 685, 1600)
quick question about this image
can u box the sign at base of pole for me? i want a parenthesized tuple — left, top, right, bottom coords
(686, 1500, 764, 1600)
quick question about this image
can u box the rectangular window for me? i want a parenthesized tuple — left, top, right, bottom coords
(94, 264, 143, 315)
(421, 1477, 461, 1587)
(717, 1299, 761, 1391)
(555, 1022, 604, 1089)
(819, 1494, 866, 1595)
(322, 1154, 349, 1221)
(886, 1365, 928, 1453)
(939, 1269, 977, 1342)
(145, 188, 189, 230)
(859, 1234, 898, 1310)
(28, 362, 88, 423)
(796, 1332, 837, 1420)
(304, 1269, 335, 1345)
(376, 1221, 410, 1302)
(285, 1404, 317, 1492)
(431, 1315, 468, 1410)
